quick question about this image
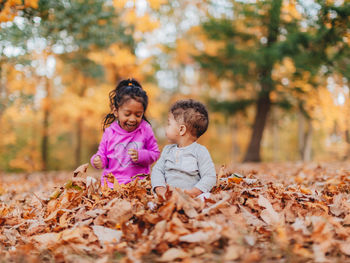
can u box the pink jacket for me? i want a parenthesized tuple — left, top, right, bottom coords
(90, 120, 160, 187)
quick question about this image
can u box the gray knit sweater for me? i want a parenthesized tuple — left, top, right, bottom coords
(151, 142, 216, 193)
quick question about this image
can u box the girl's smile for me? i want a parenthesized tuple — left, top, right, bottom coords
(114, 98, 144, 132)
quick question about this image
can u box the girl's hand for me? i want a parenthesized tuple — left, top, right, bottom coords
(128, 149, 138, 162)
(93, 155, 103, 169)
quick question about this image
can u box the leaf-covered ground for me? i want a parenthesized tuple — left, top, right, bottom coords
(1, 162, 350, 263)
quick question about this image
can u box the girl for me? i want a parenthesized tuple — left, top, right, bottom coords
(91, 78, 160, 188)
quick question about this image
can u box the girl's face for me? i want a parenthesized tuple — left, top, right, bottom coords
(165, 113, 181, 144)
(114, 98, 144, 132)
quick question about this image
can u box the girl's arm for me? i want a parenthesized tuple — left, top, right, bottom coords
(137, 129, 160, 166)
(90, 131, 108, 169)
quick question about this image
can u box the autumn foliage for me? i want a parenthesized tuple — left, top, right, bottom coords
(1, 163, 350, 262)
(1, 1, 350, 260)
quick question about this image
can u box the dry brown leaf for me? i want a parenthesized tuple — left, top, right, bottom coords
(179, 229, 220, 244)
(158, 199, 175, 220)
(223, 245, 242, 261)
(3, 163, 350, 262)
(158, 248, 188, 262)
(92, 225, 122, 245)
(258, 195, 281, 225)
(291, 218, 310, 235)
(106, 199, 133, 224)
(239, 205, 266, 227)
(30, 232, 59, 248)
(202, 192, 230, 215)
(339, 241, 350, 256)
(168, 213, 191, 235)
(172, 189, 199, 218)
(73, 163, 89, 177)
(61, 226, 96, 244)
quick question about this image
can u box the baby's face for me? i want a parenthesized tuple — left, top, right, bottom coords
(165, 113, 181, 144)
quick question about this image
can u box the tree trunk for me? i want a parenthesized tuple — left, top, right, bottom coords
(231, 118, 240, 162)
(303, 123, 312, 161)
(75, 75, 87, 167)
(344, 130, 350, 160)
(242, 0, 281, 162)
(298, 111, 313, 161)
(271, 108, 279, 161)
(298, 111, 305, 158)
(243, 94, 271, 162)
(0, 63, 7, 119)
(41, 77, 51, 171)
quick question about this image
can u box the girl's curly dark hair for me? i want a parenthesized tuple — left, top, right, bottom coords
(102, 78, 149, 131)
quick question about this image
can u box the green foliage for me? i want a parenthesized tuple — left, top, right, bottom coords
(197, 0, 350, 109)
(62, 53, 105, 79)
(26, 0, 133, 50)
(317, 1, 350, 80)
(208, 98, 255, 115)
(273, 99, 293, 111)
(2, 0, 134, 77)
(195, 0, 350, 161)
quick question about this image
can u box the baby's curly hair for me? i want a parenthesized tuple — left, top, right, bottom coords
(170, 99, 209, 138)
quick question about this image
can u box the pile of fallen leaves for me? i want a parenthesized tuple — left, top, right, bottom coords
(1, 162, 350, 262)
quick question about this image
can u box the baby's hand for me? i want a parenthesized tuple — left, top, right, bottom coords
(93, 155, 103, 169)
(128, 149, 138, 162)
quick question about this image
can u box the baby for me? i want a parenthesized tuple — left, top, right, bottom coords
(151, 99, 216, 198)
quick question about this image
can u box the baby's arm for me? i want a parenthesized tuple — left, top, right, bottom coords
(192, 146, 216, 194)
(151, 146, 168, 194)
(90, 131, 108, 169)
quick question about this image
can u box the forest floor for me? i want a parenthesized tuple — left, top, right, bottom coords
(1, 162, 350, 262)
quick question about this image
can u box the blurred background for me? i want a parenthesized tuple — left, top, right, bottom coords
(0, 0, 349, 172)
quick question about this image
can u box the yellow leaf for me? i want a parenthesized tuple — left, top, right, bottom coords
(228, 177, 243, 184)
(283, 57, 296, 74)
(113, 0, 128, 8)
(135, 14, 160, 32)
(147, 0, 167, 10)
(300, 186, 312, 195)
(25, 0, 39, 8)
(204, 40, 225, 56)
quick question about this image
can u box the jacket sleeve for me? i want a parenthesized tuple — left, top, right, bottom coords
(90, 131, 108, 169)
(193, 146, 217, 193)
(150, 146, 168, 191)
(137, 126, 160, 166)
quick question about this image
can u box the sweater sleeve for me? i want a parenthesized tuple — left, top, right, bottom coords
(90, 131, 108, 169)
(193, 146, 217, 193)
(150, 145, 168, 190)
(137, 125, 160, 166)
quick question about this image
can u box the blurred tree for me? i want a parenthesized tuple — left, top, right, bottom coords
(1, 0, 133, 169)
(328, 12, 350, 159)
(29, 0, 132, 168)
(195, 0, 350, 162)
(0, 1, 37, 118)
(0, 0, 38, 23)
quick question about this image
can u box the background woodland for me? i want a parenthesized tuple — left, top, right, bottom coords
(1, 0, 350, 172)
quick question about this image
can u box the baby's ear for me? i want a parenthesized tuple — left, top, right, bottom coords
(179, 124, 187, 136)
